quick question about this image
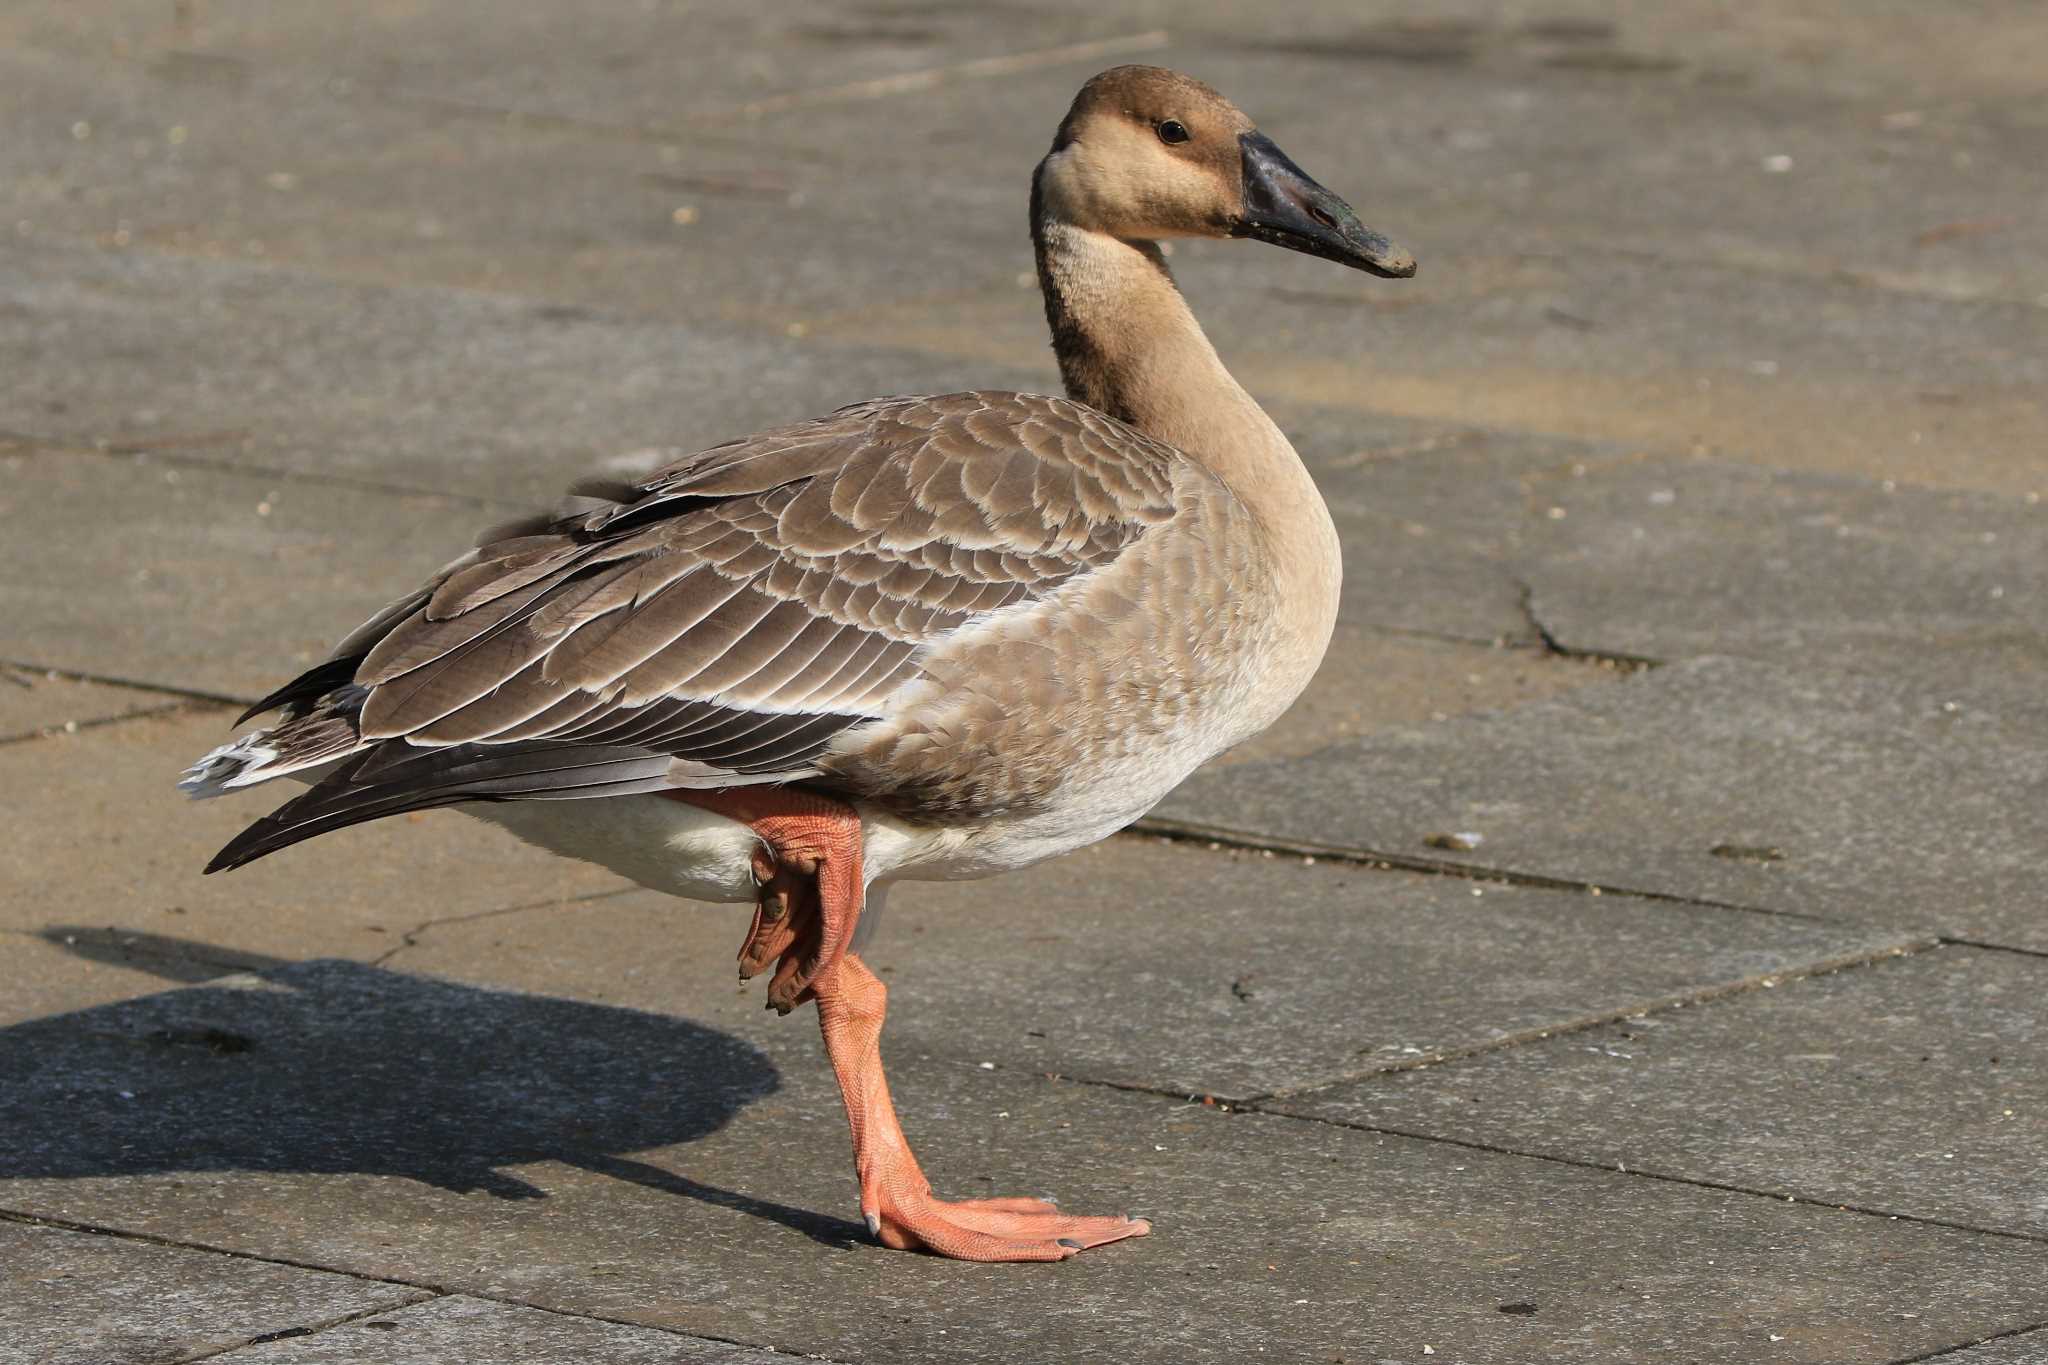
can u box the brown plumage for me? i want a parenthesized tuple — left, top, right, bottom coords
(193, 390, 1216, 865)
(185, 66, 1413, 1261)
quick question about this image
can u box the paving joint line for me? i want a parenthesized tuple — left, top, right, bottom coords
(0, 1206, 854, 1363)
(1236, 1110, 2048, 1249)
(0, 426, 516, 509)
(113, 446, 512, 510)
(1125, 817, 1850, 926)
(174, 1296, 447, 1364)
(1013, 934, 1931, 1112)
(0, 699, 193, 748)
(1238, 934, 1942, 1104)
(1029, 1066, 1261, 1112)
(0, 1206, 438, 1293)
(0, 659, 249, 710)
(1940, 935, 2048, 961)
(402, 1285, 857, 1362)
(1887, 1320, 2048, 1365)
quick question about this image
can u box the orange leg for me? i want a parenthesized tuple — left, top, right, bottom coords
(820, 955, 1149, 1261)
(663, 786, 1150, 1261)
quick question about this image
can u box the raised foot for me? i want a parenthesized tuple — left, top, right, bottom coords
(867, 1191, 1150, 1261)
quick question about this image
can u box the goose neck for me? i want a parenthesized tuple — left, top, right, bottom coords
(1030, 188, 1339, 615)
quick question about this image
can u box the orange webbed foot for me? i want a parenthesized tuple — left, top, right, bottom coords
(865, 1189, 1150, 1261)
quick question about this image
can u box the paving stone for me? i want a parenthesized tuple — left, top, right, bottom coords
(1306, 425, 1610, 647)
(1274, 944, 2048, 1239)
(1229, 629, 1609, 765)
(0, 707, 625, 961)
(375, 838, 1922, 1100)
(1310, 438, 2048, 666)
(0, 351, 1573, 709)
(0, 246, 1548, 675)
(20, 6, 2048, 314)
(0, 446, 486, 699)
(0, 931, 194, 1027)
(0, 667, 178, 742)
(9, 23, 2044, 498)
(1156, 655, 2048, 952)
(0, 240, 1016, 508)
(1209, 1, 2048, 108)
(11, 0, 2045, 116)
(4, 0, 1157, 133)
(0, 1220, 425, 1365)
(826, 235, 2048, 502)
(229, 1296, 768, 1364)
(2, 964, 2045, 1363)
(0, 49, 1031, 350)
(766, 46, 2048, 497)
(1518, 458, 2048, 669)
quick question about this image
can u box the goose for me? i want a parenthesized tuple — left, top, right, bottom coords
(182, 65, 1414, 1262)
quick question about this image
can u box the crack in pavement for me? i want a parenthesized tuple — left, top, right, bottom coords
(368, 885, 644, 969)
(0, 426, 519, 510)
(1514, 576, 1661, 670)
(1123, 818, 1854, 928)
(1887, 1320, 2048, 1365)
(176, 1296, 445, 1365)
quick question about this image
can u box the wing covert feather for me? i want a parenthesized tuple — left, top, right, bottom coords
(237, 392, 1192, 840)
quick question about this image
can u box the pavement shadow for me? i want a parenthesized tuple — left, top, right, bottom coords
(4, 929, 862, 1248)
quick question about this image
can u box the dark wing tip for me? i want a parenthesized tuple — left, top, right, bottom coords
(233, 656, 364, 726)
(203, 816, 291, 874)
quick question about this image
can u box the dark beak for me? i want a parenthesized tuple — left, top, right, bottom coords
(1230, 131, 1416, 278)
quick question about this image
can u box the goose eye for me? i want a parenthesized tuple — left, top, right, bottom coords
(1156, 119, 1190, 145)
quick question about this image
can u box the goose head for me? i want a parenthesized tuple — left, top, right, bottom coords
(1036, 65, 1416, 279)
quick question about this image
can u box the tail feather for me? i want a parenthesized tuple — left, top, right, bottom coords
(177, 731, 285, 799)
(178, 704, 367, 800)
(202, 742, 677, 872)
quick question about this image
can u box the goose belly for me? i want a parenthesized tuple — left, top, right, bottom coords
(462, 794, 760, 903)
(907, 734, 1223, 882)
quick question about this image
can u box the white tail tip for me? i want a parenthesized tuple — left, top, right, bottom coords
(177, 733, 279, 799)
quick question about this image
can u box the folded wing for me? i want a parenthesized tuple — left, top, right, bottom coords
(201, 391, 1181, 870)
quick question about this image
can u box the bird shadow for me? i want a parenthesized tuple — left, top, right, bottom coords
(3, 927, 863, 1249)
